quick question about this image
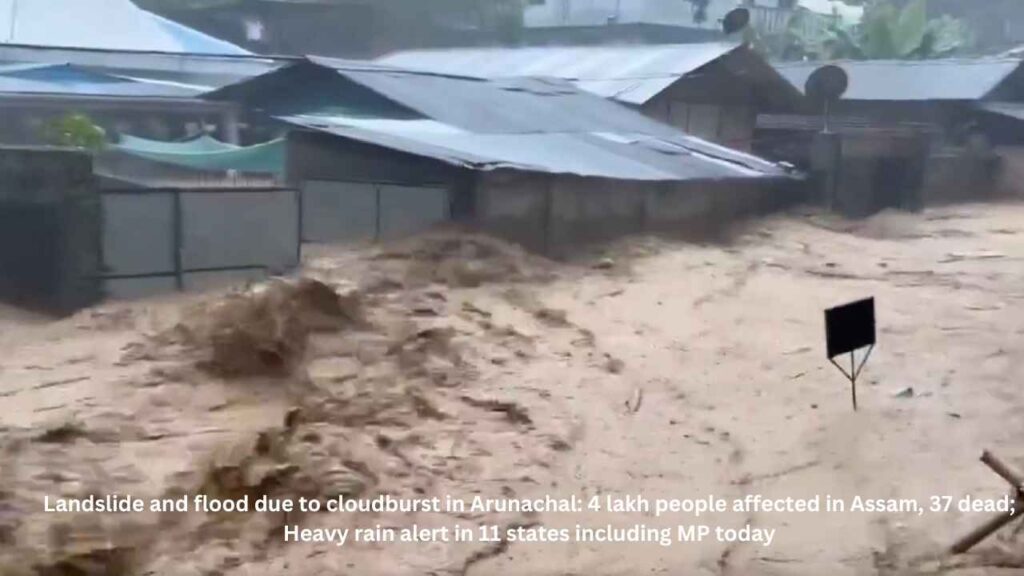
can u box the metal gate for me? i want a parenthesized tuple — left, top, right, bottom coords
(100, 187, 300, 299)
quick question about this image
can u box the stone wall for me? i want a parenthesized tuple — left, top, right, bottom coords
(0, 147, 101, 313)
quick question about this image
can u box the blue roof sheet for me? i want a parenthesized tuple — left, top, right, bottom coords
(0, 63, 202, 98)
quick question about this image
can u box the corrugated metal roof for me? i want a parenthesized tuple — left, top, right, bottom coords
(775, 59, 1023, 102)
(0, 0, 250, 55)
(376, 43, 740, 105)
(208, 57, 791, 182)
(0, 62, 202, 98)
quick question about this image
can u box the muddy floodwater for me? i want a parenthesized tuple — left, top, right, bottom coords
(1, 203, 1022, 575)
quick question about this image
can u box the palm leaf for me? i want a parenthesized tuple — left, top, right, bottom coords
(894, 0, 928, 57)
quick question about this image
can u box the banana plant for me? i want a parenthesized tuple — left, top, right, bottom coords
(775, 0, 971, 61)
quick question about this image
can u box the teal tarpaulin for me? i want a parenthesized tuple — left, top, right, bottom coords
(113, 133, 285, 175)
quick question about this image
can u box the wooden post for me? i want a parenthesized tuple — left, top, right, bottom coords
(981, 451, 1024, 489)
(950, 450, 1024, 554)
(850, 351, 857, 411)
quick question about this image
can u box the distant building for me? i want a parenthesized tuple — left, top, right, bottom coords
(524, 0, 725, 31)
(0, 62, 242, 147)
(0, 2, 261, 149)
(156, 1, 379, 57)
(149, 0, 526, 58)
(522, 0, 861, 46)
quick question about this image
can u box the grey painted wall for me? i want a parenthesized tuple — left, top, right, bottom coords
(181, 191, 299, 273)
(476, 171, 796, 254)
(300, 180, 451, 243)
(475, 171, 550, 252)
(302, 180, 378, 243)
(102, 193, 175, 276)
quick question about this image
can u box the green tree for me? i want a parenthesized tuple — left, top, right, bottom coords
(41, 114, 107, 151)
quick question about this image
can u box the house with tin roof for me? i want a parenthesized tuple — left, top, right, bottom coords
(206, 57, 800, 252)
(378, 43, 801, 151)
(0, 61, 244, 148)
(763, 58, 1024, 214)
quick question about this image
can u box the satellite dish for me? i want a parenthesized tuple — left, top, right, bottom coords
(806, 65, 849, 133)
(722, 8, 750, 35)
(805, 64, 849, 105)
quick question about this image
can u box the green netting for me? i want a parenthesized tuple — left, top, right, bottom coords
(117, 133, 240, 153)
(113, 133, 285, 175)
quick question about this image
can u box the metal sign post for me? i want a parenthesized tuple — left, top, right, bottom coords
(828, 342, 874, 411)
(824, 297, 876, 411)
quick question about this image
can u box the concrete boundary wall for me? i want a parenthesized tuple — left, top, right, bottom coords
(476, 171, 800, 256)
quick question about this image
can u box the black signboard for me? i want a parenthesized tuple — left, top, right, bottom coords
(824, 297, 877, 411)
(825, 297, 876, 359)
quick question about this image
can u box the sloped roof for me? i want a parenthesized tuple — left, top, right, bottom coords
(0, 44, 290, 93)
(207, 57, 791, 182)
(377, 43, 744, 105)
(775, 59, 1024, 102)
(0, 62, 204, 98)
(1001, 45, 1024, 58)
(977, 101, 1024, 121)
(0, 0, 250, 55)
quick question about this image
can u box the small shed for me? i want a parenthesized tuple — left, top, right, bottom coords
(773, 58, 1024, 133)
(207, 57, 800, 254)
(377, 43, 802, 151)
